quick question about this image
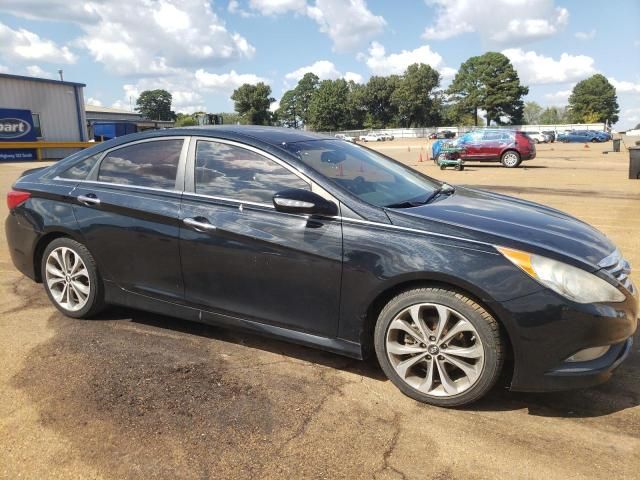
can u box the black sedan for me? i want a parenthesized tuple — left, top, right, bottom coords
(5, 126, 638, 407)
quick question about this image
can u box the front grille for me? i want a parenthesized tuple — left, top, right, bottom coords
(598, 249, 634, 293)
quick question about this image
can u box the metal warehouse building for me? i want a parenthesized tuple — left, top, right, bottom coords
(0, 73, 87, 159)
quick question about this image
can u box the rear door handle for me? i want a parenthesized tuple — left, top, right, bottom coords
(183, 217, 217, 232)
(77, 194, 101, 206)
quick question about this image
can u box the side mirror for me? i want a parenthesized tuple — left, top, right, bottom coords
(273, 188, 338, 217)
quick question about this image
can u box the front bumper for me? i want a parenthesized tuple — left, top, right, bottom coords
(491, 286, 638, 392)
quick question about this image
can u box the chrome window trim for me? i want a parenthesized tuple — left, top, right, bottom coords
(87, 136, 189, 188)
(52, 177, 182, 196)
(182, 190, 275, 210)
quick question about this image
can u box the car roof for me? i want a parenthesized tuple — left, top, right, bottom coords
(111, 125, 331, 147)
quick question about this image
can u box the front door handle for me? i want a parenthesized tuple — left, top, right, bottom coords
(77, 194, 101, 206)
(183, 217, 217, 232)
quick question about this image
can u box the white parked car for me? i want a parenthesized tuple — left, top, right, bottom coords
(625, 128, 640, 136)
(527, 132, 548, 143)
(334, 133, 355, 142)
(359, 132, 383, 142)
(377, 132, 394, 141)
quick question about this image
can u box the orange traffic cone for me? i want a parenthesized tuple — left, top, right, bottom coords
(584, 143, 589, 148)
(408, 146, 411, 152)
(419, 152, 424, 163)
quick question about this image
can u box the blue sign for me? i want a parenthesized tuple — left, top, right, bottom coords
(0, 108, 37, 161)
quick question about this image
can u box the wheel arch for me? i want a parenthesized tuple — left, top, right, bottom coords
(33, 229, 84, 282)
(359, 274, 515, 382)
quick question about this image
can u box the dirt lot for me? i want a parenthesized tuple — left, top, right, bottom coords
(1, 140, 639, 479)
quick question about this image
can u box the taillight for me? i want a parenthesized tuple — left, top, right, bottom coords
(7, 190, 31, 210)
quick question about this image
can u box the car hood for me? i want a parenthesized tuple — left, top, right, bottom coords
(385, 186, 615, 269)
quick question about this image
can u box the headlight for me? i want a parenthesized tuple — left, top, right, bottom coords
(497, 246, 625, 303)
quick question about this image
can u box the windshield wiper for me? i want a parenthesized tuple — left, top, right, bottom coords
(384, 183, 455, 209)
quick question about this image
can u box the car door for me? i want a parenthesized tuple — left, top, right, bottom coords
(72, 137, 188, 302)
(179, 138, 343, 336)
(458, 131, 483, 159)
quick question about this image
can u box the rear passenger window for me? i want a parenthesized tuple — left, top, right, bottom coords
(98, 139, 183, 189)
(195, 140, 309, 204)
(58, 154, 100, 179)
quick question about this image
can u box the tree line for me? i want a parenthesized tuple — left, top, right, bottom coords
(137, 52, 620, 129)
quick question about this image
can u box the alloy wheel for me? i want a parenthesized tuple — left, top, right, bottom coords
(45, 246, 91, 312)
(385, 303, 484, 397)
(502, 152, 519, 167)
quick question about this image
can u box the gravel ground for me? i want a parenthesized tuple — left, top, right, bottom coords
(0, 140, 639, 479)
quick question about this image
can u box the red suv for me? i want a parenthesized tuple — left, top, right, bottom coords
(451, 129, 536, 168)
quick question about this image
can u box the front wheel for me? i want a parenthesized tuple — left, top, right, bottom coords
(374, 288, 504, 407)
(41, 237, 106, 318)
(501, 150, 521, 168)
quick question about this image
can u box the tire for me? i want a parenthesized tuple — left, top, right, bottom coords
(439, 165, 446, 170)
(41, 237, 106, 318)
(534, 139, 539, 144)
(374, 287, 504, 407)
(455, 164, 462, 171)
(501, 150, 521, 168)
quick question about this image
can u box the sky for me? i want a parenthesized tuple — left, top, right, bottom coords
(0, 0, 639, 128)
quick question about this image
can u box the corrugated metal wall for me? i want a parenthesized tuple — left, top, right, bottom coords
(0, 76, 87, 158)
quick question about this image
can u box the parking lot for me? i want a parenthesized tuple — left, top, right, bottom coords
(1, 140, 639, 479)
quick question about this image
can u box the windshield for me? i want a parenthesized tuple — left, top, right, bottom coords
(282, 139, 439, 207)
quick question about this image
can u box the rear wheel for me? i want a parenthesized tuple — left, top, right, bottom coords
(501, 150, 521, 168)
(41, 237, 105, 318)
(375, 288, 504, 407)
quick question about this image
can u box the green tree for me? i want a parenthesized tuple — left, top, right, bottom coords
(447, 52, 528, 126)
(231, 82, 275, 125)
(308, 79, 350, 131)
(175, 112, 197, 127)
(136, 89, 176, 121)
(538, 106, 567, 124)
(523, 101, 543, 124)
(346, 81, 367, 129)
(567, 74, 619, 124)
(275, 90, 299, 128)
(391, 63, 441, 127)
(294, 73, 320, 126)
(363, 75, 400, 128)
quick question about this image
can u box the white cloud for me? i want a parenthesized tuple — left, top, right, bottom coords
(2, 1, 254, 76)
(359, 41, 453, 79)
(344, 71, 363, 83)
(608, 77, 640, 93)
(244, 0, 385, 52)
(284, 60, 364, 84)
(502, 48, 596, 85)
(285, 60, 341, 81)
(545, 87, 573, 103)
(249, 0, 307, 15)
(575, 29, 596, 40)
(620, 107, 640, 129)
(112, 68, 267, 114)
(0, 65, 8, 73)
(228, 0, 254, 17)
(86, 97, 103, 107)
(422, 0, 568, 45)
(24, 65, 54, 78)
(0, 21, 76, 64)
(195, 69, 267, 90)
(306, 0, 386, 52)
